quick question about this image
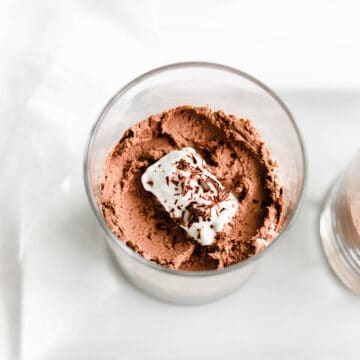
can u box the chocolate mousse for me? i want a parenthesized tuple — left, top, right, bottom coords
(101, 106, 283, 271)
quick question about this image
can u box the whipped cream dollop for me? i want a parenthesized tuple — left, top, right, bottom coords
(141, 147, 238, 246)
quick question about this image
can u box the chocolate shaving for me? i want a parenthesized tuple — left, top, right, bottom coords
(184, 201, 213, 227)
(198, 178, 211, 192)
(180, 210, 186, 225)
(185, 202, 201, 226)
(218, 189, 229, 202)
(206, 175, 221, 193)
(191, 154, 198, 164)
(181, 183, 192, 197)
(165, 176, 169, 186)
(176, 159, 190, 170)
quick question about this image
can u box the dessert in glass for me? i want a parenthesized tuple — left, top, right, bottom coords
(84, 62, 306, 304)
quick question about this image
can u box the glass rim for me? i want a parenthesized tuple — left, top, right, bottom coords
(83, 61, 307, 278)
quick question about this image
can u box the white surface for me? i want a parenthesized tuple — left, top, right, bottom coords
(0, 1, 360, 359)
(142, 147, 238, 246)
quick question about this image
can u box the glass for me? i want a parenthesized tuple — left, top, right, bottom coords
(84, 62, 306, 304)
(320, 150, 360, 294)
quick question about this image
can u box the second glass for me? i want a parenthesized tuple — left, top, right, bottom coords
(320, 150, 360, 294)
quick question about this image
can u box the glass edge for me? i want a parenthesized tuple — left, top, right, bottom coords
(83, 61, 308, 278)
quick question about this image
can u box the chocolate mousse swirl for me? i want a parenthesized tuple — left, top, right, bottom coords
(101, 106, 283, 271)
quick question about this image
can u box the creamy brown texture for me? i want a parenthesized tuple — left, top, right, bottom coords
(101, 106, 283, 271)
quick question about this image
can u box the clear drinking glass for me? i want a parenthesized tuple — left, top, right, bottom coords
(84, 62, 306, 304)
(320, 150, 360, 294)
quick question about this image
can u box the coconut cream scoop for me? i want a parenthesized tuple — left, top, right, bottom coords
(141, 147, 238, 246)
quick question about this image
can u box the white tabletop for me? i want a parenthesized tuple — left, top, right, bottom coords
(0, 1, 360, 359)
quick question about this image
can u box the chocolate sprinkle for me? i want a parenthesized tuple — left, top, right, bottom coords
(198, 178, 211, 192)
(176, 159, 190, 170)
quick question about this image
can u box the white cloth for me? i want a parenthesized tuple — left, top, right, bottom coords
(0, 1, 360, 359)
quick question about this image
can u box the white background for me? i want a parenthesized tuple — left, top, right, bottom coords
(0, 1, 359, 359)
